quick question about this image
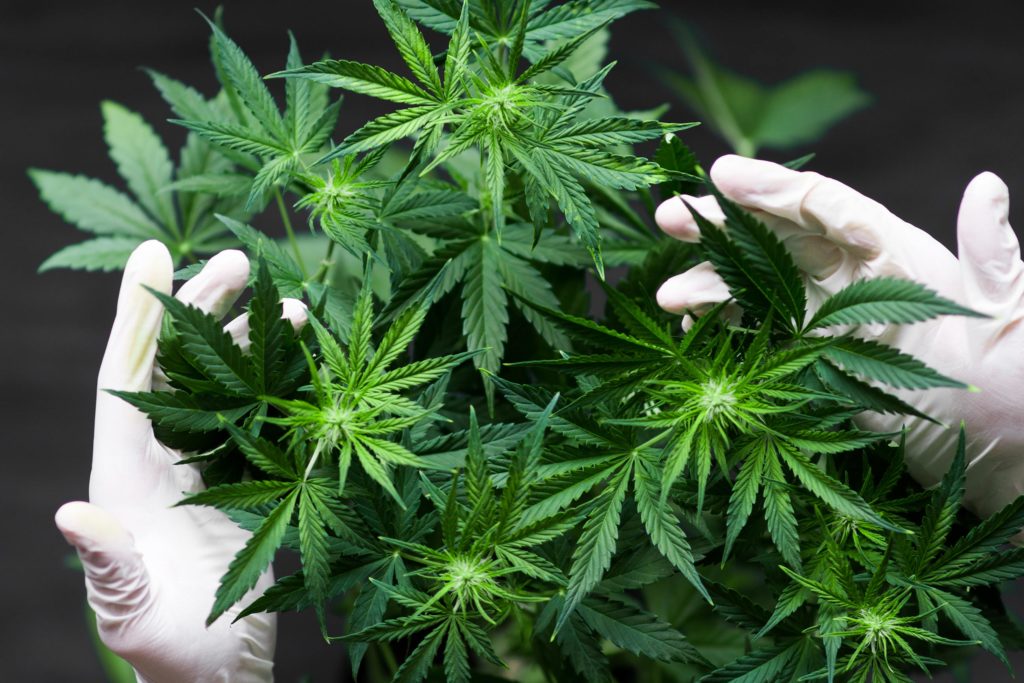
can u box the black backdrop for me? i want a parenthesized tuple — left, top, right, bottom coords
(4, 1, 1024, 680)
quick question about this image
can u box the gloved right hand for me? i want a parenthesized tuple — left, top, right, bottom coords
(655, 155, 1024, 521)
(55, 241, 305, 682)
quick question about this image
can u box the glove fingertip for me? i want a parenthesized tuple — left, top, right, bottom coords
(655, 197, 699, 241)
(55, 501, 134, 554)
(281, 298, 309, 331)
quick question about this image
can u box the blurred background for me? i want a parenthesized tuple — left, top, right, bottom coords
(3, 0, 1023, 679)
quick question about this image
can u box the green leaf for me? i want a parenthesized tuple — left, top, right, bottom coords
(373, 0, 443, 97)
(762, 450, 801, 569)
(443, 621, 471, 683)
(298, 487, 332, 606)
(205, 15, 285, 138)
(654, 132, 699, 197)
(39, 237, 143, 273)
(248, 259, 292, 394)
(392, 622, 446, 683)
(105, 390, 255, 433)
(725, 438, 766, 561)
(333, 104, 451, 157)
(936, 495, 1024, 574)
(916, 429, 966, 572)
(29, 170, 161, 239)
(778, 443, 903, 533)
(557, 464, 631, 632)
(174, 118, 289, 158)
(633, 462, 709, 601)
(498, 253, 571, 350)
(276, 59, 436, 105)
(509, 144, 603, 277)
(824, 336, 966, 390)
(814, 358, 933, 421)
(934, 548, 1024, 587)
(578, 595, 706, 663)
(147, 69, 220, 121)
(181, 480, 298, 509)
(540, 599, 612, 683)
(148, 288, 258, 395)
(209, 487, 299, 624)
(696, 188, 806, 331)
(224, 420, 298, 480)
(526, 0, 656, 41)
(101, 101, 177, 231)
(700, 642, 801, 683)
(519, 23, 610, 83)
(553, 117, 692, 147)
(461, 240, 508, 405)
(807, 277, 985, 331)
(753, 71, 871, 149)
(928, 586, 1008, 667)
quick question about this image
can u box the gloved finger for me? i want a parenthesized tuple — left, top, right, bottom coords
(96, 240, 172, 397)
(55, 502, 154, 634)
(957, 171, 1023, 312)
(655, 192, 843, 280)
(174, 249, 250, 318)
(93, 248, 250, 508)
(655, 194, 803, 244)
(224, 298, 309, 352)
(655, 195, 722, 242)
(93, 242, 173, 498)
(710, 155, 889, 261)
(657, 261, 732, 315)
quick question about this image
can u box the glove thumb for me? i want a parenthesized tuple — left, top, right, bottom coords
(957, 171, 1023, 314)
(55, 502, 154, 635)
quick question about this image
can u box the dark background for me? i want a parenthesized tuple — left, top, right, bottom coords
(4, 0, 1024, 680)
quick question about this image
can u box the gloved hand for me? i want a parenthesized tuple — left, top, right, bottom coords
(654, 155, 1024, 519)
(55, 241, 306, 683)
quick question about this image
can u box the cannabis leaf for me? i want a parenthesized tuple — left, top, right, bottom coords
(662, 20, 869, 156)
(264, 272, 479, 506)
(109, 258, 307, 454)
(32, 100, 248, 271)
(174, 19, 341, 209)
(277, 0, 687, 275)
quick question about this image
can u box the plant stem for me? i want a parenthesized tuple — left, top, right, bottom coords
(313, 239, 336, 285)
(275, 188, 307, 279)
(379, 642, 399, 675)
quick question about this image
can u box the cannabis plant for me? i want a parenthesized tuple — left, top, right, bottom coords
(37, 2, 1024, 681)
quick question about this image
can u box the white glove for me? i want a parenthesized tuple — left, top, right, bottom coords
(55, 241, 306, 683)
(654, 155, 1024, 519)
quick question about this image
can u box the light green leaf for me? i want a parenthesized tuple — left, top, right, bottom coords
(102, 101, 177, 231)
(39, 236, 142, 273)
(29, 170, 161, 239)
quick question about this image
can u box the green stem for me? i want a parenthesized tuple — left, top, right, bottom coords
(275, 188, 307, 278)
(379, 642, 399, 675)
(313, 239, 336, 285)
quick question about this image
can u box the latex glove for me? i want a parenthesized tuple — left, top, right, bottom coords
(55, 241, 307, 683)
(654, 155, 1024, 519)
